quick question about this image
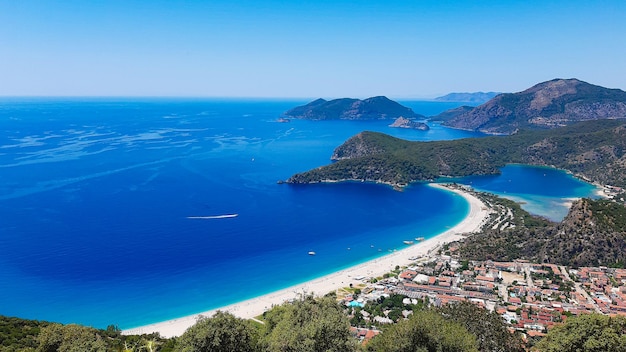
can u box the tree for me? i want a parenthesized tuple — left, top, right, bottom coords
(350, 309, 366, 327)
(36, 324, 108, 352)
(176, 311, 259, 352)
(387, 309, 403, 323)
(437, 301, 524, 352)
(534, 313, 626, 352)
(262, 295, 357, 352)
(366, 309, 478, 352)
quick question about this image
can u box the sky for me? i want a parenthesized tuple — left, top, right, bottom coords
(1, 0, 625, 98)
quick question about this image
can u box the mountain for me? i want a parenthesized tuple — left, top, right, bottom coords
(434, 92, 501, 104)
(456, 196, 626, 268)
(437, 79, 626, 134)
(283, 96, 424, 120)
(286, 119, 626, 188)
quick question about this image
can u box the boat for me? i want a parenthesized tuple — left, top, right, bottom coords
(187, 214, 239, 219)
(403, 240, 414, 245)
(308, 251, 316, 256)
(415, 237, 425, 242)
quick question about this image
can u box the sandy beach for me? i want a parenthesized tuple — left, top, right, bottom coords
(122, 183, 490, 338)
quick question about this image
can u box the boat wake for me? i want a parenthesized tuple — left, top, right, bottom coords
(187, 214, 239, 219)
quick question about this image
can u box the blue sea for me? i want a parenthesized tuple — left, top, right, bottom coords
(0, 98, 598, 329)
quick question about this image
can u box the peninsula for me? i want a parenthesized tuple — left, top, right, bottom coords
(287, 118, 626, 189)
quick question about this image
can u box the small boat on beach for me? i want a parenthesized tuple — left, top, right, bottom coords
(415, 237, 425, 242)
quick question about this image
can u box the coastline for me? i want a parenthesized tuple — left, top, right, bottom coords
(122, 183, 490, 338)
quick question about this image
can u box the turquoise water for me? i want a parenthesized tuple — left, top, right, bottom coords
(0, 98, 598, 328)
(451, 164, 600, 222)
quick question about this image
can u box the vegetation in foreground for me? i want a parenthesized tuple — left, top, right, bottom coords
(2, 294, 626, 351)
(0, 316, 173, 352)
(534, 314, 626, 352)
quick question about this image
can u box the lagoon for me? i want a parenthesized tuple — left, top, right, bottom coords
(450, 164, 600, 222)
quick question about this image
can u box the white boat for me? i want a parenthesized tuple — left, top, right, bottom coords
(403, 240, 414, 245)
(308, 251, 316, 256)
(187, 214, 238, 219)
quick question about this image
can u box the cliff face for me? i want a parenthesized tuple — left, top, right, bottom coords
(283, 96, 423, 120)
(439, 79, 626, 134)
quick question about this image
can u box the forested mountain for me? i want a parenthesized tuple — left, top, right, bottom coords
(456, 197, 626, 268)
(283, 96, 423, 120)
(436, 79, 626, 134)
(287, 119, 626, 188)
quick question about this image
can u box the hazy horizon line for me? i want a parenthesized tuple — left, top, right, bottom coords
(0, 94, 477, 101)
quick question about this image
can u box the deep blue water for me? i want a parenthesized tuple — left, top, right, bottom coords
(0, 98, 598, 328)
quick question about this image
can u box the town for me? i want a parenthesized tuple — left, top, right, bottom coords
(342, 253, 626, 345)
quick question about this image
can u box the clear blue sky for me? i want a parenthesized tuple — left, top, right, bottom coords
(1, 0, 625, 98)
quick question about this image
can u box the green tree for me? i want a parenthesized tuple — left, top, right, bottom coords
(437, 301, 524, 352)
(387, 309, 403, 323)
(366, 309, 478, 352)
(350, 309, 366, 327)
(262, 295, 357, 352)
(534, 313, 626, 352)
(175, 311, 259, 352)
(1, 315, 52, 351)
(36, 324, 107, 352)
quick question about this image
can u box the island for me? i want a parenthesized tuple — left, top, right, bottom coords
(282, 96, 424, 120)
(434, 78, 626, 135)
(388, 116, 429, 130)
